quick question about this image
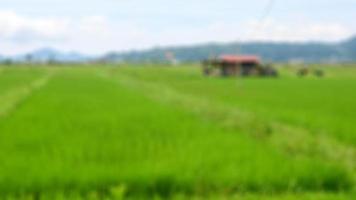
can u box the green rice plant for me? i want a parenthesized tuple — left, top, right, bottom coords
(0, 67, 46, 94)
(0, 66, 354, 199)
(116, 66, 356, 146)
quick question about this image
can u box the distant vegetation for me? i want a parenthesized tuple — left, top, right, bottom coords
(1, 37, 356, 64)
(0, 64, 355, 199)
(103, 36, 356, 63)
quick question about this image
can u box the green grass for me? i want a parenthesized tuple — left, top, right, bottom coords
(0, 67, 46, 94)
(0, 65, 355, 199)
(116, 66, 356, 145)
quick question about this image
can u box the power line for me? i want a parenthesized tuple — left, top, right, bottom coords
(249, 0, 276, 40)
(259, 0, 275, 23)
(236, 0, 276, 55)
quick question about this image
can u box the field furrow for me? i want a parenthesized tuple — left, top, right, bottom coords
(115, 67, 356, 146)
(109, 68, 356, 175)
(0, 68, 47, 94)
(0, 70, 53, 119)
(0, 69, 352, 199)
(0, 66, 355, 199)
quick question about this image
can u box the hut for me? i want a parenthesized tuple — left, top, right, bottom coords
(202, 55, 277, 77)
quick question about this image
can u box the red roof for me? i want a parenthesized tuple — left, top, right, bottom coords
(219, 55, 260, 64)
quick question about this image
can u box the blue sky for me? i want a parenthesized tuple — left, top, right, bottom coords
(1, 0, 355, 55)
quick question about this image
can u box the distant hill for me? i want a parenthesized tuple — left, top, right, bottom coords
(10, 48, 92, 63)
(102, 36, 356, 63)
(1, 36, 356, 63)
(340, 37, 356, 58)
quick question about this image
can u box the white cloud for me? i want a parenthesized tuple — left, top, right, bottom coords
(77, 16, 111, 37)
(0, 11, 118, 55)
(243, 18, 353, 42)
(0, 10, 70, 42)
(0, 10, 354, 55)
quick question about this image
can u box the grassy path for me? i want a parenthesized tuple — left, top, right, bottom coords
(116, 67, 356, 145)
(0, 69, 53, 118)
(0, 68, 352, 199)
(107, 69, 356, 183)
(0, 68, 46, 94)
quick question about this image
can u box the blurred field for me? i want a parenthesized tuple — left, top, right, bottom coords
(0, 64, 355, 199)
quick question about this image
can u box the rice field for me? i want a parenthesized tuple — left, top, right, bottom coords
(0, 65, 355, 199)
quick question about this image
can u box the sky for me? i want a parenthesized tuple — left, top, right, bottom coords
(1, 0, 356, 55)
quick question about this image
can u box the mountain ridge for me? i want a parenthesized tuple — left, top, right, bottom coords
(104, 37, 356, 63)
(1, 36, 356, 63)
